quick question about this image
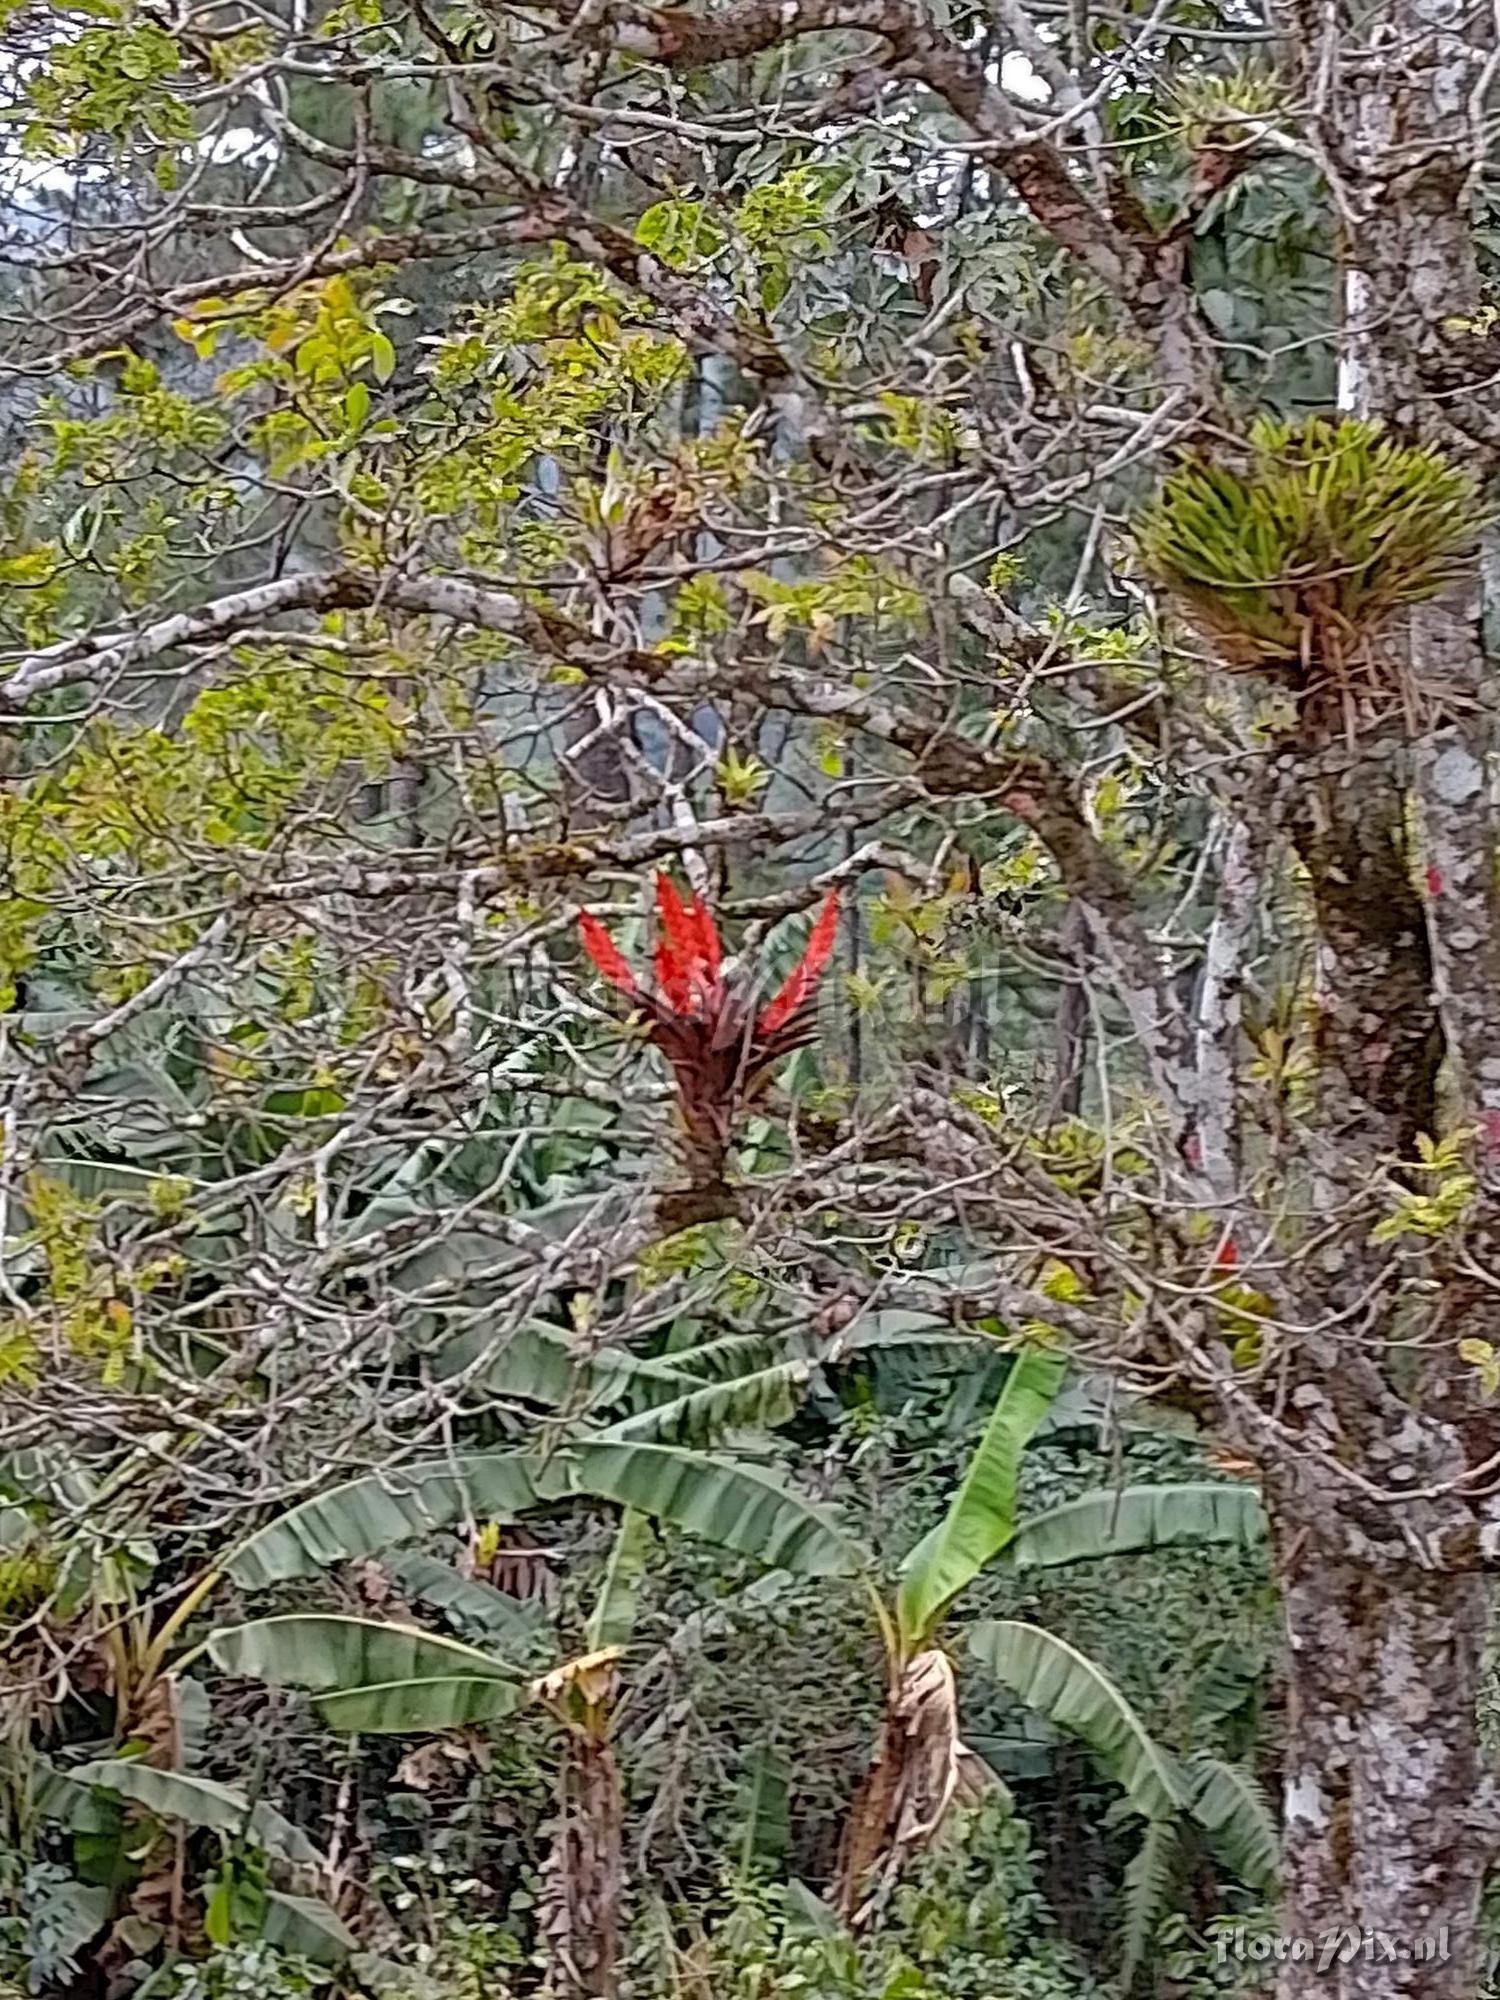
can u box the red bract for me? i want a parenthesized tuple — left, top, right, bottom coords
(652, 873, 722, 1016)
(758, 891, 840, 1035)
(578, 875, 840, 1176)
(578, 912, 638, 997)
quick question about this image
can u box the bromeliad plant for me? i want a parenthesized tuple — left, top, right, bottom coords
(578, 875, 840, 1186)
(1135, 415, 1484, 736)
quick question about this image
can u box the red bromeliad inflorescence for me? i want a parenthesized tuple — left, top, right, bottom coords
(578, 874, 840, 1173)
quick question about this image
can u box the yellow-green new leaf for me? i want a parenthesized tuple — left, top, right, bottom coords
(896, 1347, 1066, 1645)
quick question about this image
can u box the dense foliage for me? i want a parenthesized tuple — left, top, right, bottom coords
(2, 0, 1500, 1994)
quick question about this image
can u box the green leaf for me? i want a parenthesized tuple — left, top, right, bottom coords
(229, 1443, 866, 1596)
(207, 1614, 527, 1733)
(71, 1760, 318, 1864)
(1007, 1483, 1266, 1569)
(896, 1347, 1066, 1644)
(383, 1551, 549, 1655)
(1185, 1637, 1263, 1728)
(585, 1507, 654, 1654)
(8, 1751, 118, 1834)
(262, 1890, 357, 1963)
(434, 1320, 694, 1414)
(735, 1741, 790, 1874)
(1184, 1755, 1278, 1895)
(227, 1454, 546, 1587)
(563, 1441, 867, 1578)
(599, 1360, 815, 1446)
(783, 1879, 840, 1935)
(968, 1620, 1185, 1823)
(204, 1862, 263, 1948)
(651, 1331, 784, 1383)
(1119, 1819, 1181, 1989)
(22, 1876, 109, 1962)
(369, 330, 396, 383)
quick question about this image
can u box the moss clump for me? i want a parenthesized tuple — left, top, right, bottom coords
(1136, 416, 1484, 678)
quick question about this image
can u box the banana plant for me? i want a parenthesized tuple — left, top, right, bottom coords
(531, 1508, 653, 2000)
(832, 1347, 1275, 1960)
(0, 1449, 221, 1754)
(834, 1344, 1069, 1921)
(0, 1459, 352, 1968)
(429, 1306, 1003, 1453)
(205, 1441, 868, 1998)
(202, 1399, 1267, 1982)
(970, 1478, 1272, 1989)
(18, 1756, 355, 1967)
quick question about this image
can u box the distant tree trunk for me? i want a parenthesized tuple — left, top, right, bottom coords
(1048, 902, 1090, 1119)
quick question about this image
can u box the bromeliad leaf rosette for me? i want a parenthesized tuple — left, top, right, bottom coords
(579, 874, 840, 1189)
(1135, 415, 1486, 741)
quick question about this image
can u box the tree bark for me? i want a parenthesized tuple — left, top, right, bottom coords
(1262, 717, 1500, 2000)
(1255, 5, 1500, 1987)
(540, 1730, 625, 2000)
(1274, 1520, 1491, 1998)
(1048, 901, 1090, 1122)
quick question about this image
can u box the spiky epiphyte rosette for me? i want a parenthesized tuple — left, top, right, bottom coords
(1135, 415, 1485, 736)
(579, 875, 839, 1187)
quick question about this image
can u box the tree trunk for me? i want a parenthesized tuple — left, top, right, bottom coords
(833, 1650, 967, 1924)
(1258, 2, 1500, 1980)
(1274, 1521, 1490, 1999)
(540, 1730, 625, 2000)
(1048, 901, 1090, 1121)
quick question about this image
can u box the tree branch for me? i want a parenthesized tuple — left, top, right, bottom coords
(601, 0, 1221, 401)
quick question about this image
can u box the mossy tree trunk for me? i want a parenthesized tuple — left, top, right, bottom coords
(1264, 3, 1500, 1990)
(1272, 1522, 1491, 1998)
